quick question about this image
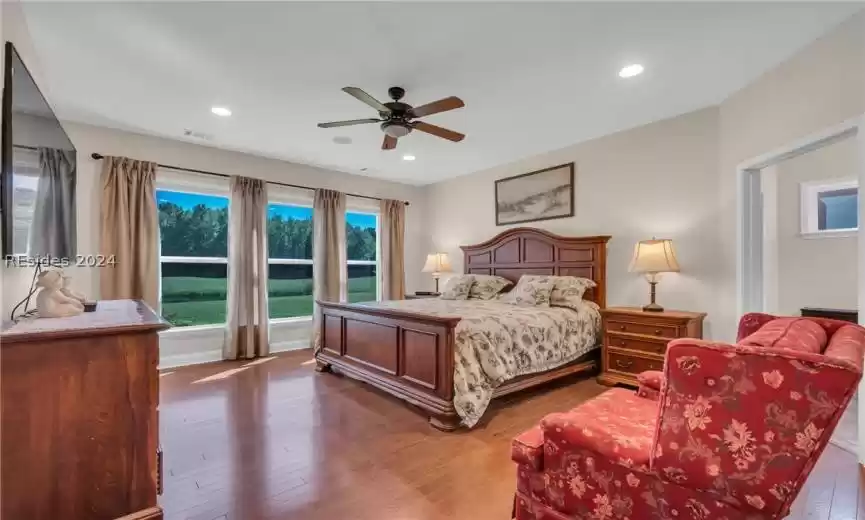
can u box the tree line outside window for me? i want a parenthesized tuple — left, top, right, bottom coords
(157, 189, 378, 327)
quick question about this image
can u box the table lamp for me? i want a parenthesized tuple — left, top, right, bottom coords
(422, 253, 453, 294)
(629, 238, 680, 312)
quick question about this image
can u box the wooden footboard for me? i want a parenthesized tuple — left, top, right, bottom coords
(315, 301, 463, 429)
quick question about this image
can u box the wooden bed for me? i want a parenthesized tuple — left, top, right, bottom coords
(315, 227, 611, 430)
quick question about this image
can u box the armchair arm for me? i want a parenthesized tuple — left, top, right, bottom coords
(636, 370, 664, 400)
(653, 338, 861, 517)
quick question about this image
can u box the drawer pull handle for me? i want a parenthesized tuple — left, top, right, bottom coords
(615, 359, 633, 369)
(619, 325, 626, 331)
(618, 340, 626, 346)
(654, 329, 662, 335)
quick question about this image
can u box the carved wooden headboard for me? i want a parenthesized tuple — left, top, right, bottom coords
(460, 228, 611, 308)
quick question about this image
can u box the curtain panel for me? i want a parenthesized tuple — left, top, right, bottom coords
(379, 199, 406, 300)
(225, 176, 270, 360)
(99, 156, 159, 309)
(311, 189, 346, 352)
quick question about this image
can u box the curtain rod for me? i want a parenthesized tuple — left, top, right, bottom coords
(89, 153, 409, 206)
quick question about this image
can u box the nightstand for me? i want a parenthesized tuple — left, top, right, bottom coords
(405, 293, 440, 300)
(598, 306, 706, 387)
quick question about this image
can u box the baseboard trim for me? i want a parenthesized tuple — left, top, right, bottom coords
(159, 349, 222, 369)
(271, 339, 310, 353)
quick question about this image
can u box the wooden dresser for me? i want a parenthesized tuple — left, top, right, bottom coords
(598, 306, 706, 387)
(1, 299, 169, 520)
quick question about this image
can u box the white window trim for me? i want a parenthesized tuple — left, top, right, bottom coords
(799, 178, 859, 237)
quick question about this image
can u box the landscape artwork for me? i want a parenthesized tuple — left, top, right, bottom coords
(495, 163, 574, 225)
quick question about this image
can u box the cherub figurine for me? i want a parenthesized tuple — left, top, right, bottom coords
(35, 270, 84, 318)
(60, 273, 87, 304)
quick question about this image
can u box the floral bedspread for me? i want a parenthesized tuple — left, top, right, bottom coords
(358, 299, 601, 427)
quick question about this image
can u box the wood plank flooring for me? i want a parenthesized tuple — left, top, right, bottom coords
(158, 349, 863, 520)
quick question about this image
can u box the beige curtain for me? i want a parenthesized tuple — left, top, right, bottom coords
(379, 199, 406, 300)
(225, 176, 270, 360)
(100, 156, 158, 309)
(311, 189, 346, 352)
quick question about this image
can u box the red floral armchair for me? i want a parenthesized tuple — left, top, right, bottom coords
(512, 313, 865, 520)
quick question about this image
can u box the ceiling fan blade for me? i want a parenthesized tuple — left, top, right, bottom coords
(412, 121, 465, 142)
(317, 118, 382, 128)
(408, 96, 464, 118)
(342, 87, 392, 113)
(382, 135, 397, 150)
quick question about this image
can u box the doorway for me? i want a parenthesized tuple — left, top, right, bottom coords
(736, 114, 865, 458)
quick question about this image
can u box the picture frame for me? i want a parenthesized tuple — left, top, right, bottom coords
(494, 162, 575, 226)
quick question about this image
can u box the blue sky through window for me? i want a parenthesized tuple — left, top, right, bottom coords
(157, 191, 376, 229)
(157, 190, 228, 209)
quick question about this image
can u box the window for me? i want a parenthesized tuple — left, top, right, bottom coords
(347, 211, 379, 303)
(267, 204, 314, 319)
(800, 180, 859, 237)
(157, 190, 229, 327)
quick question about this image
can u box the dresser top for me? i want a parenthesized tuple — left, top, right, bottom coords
(1, 300, 169, 344)
(602, 306, 707, 320)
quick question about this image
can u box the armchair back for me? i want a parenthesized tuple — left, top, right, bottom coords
(651, 314, 865, 518)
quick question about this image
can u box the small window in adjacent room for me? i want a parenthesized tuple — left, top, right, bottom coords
(346, 211, 379, 303)
(157, 189, 229, 327)
(800, 180, 859, 237)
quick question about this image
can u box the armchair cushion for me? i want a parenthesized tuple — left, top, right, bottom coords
(637, 370, 665, 400)
(512, 425, 544, 471)
(825, 325, 865, 368)
(738, 317, 828, 354)
(541, 388, 656, 469)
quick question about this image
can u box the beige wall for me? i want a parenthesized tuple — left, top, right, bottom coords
(772, 137, 859, 315)
(717, 11, 865, 337)
(427, 11, 865, 343)
(1, 122, 430, 317)
(427, 107, 724, 337)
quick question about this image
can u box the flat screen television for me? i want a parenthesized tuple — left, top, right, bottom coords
(1, 41, 77, 260)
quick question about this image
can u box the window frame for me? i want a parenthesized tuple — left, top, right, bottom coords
(799, 178, 859, 239)
(156, 184, 230, 328)
(345, 209, 381, 303)
(266, 200, 315, 322)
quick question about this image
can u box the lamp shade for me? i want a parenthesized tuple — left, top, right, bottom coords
(629, 239, 680, 273)
(422, 253, 453, 274)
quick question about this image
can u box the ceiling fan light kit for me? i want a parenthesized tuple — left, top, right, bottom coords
(318, 86, 465, 150)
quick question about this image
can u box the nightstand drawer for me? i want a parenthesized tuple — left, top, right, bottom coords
(607, 350, 664, 375)
(605, 333, 667, 355)
(605, 318, 679, 339)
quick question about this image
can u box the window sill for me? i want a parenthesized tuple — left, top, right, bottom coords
(799, 229, 858, 239)
(270, 316, 312, 326)
(160, 323, 224, 336)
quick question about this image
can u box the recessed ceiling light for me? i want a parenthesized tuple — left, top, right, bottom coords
(402, 154, 416, 161)
(211, 106, 232, 117)
(618, 64, 644, 78)
(333, 136, 352, 145)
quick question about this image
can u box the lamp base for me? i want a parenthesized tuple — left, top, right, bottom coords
(642, 302, 664, 312)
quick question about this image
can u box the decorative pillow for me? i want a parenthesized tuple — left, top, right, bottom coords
(439, 275, 474, 300)
(499, 275, 556, 307)
(738, 318, 828, 354)
(468, 275, 512, 300)
(549, 276, 596, 307)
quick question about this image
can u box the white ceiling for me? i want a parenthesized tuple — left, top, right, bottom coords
(21, 2, 862, 185)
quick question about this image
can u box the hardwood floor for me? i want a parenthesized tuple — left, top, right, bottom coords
(159, 349, 863, 520)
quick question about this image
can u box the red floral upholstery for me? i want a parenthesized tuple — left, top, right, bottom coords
(636, 370, 664, 400)
(512, 313, 865, 520)
(738, 317, 827, 353)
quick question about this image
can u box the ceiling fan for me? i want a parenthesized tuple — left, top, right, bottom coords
(317, 86, 465, 150)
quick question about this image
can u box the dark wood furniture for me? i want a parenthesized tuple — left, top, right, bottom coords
(801, 307, 859, 324)
(316, 227, 611, 430)
(598, 306, 706, 387)
(1, 299, 169, 520)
